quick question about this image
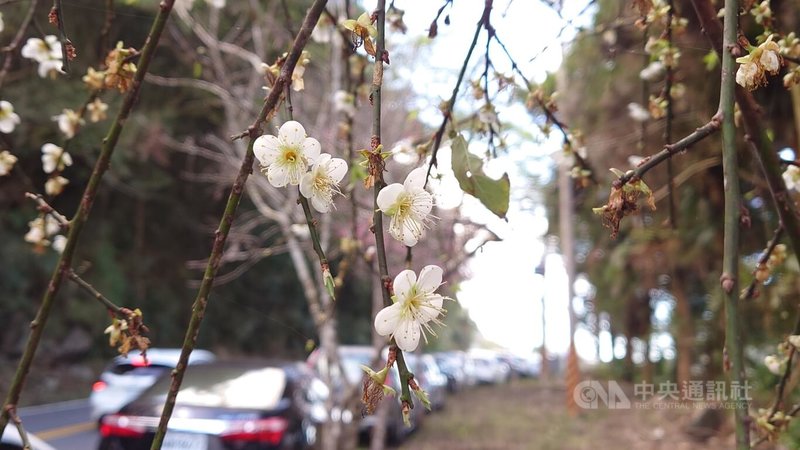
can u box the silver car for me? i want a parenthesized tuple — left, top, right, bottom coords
(89, 348, 215, 422)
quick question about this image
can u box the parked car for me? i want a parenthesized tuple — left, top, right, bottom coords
(89, 348, 216, 422)
(307, 345, 421, 444)
(469, 351, 511, 385)
(433, 351, 469, 392)
(1, 425, 56, 450)
(418, 355, 448, 410)
(97, 360, 326, 450)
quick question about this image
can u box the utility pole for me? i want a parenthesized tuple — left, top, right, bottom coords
(559, 155, 580, 416)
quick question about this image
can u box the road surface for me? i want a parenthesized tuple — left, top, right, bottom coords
(19, 399, 98, 450)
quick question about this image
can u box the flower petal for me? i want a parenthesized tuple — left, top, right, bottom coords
(268, 163, 290, 187)
(279, 121, 306, 147)
(394, 317, 421, 352)
(302, 137, 321, 164)
(376, 183, 403, 212)
(253, 135, 281, 166)
(418, 294, 444, 323)
(411, 191, 433, 216)
(299, 171, 314, 198)
(326, 158, 348, 183)
(374, 303, 402, 336)
(417, 265, 443, 294)
(393, 269, 417, 302)
(311, 195, 331, 213)
(403, 167, 428, 190)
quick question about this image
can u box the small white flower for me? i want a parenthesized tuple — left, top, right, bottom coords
(21, 36, 61, 63)
(41, 143, 72, 174)
(783, 165, 800, 191)
(640, 61, 665, 81)
(788, 335, 800, 350)
(0, 150, 17, 175)
(333, 90, 356, 117)
(37, 59, 65, 79)
(205, 0, 225, 8)
(0, 101, 21, 133)
(291, 64, 306, 92)
(627, 103, 650, 123)
(759, 46, 780, 74)
(764, 355, 784, 375)
(299, 153, 348, 213)
(0, 13, 4, 33)
(45, 175, 69, 196)
(52, 235, 67, 254)
(736, 61, 760, 90)
(253, 121, 320, 187)
(377, 167, 434, 247)
(374, 265, 447, 352)
(24, 215, 60, 246)
(54, 109, 84, 139)
(87, 98, 109, 123)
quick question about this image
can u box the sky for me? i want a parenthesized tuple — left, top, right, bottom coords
(359, 0, 595, 355)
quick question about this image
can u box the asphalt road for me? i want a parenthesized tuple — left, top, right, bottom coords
(19, 399, 99, 450)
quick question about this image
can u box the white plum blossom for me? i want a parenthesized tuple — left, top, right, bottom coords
(205, 0, 225, 8)
(639, 60, 665, 81)
(376, 167, 434, 247)
(87, 98, 109, 122)
(627, 103, 650, 123)
(299, 153, 348, 213)
(52, 235, 67, 254)
(764, 355, 784, 375)
(374, 265, 447, 352)
(54, 109, 84, 139)
(333, 90, 356, 117)
(0, 101, 21, 133)
(41, 143, 72, 174)
(783, 165, 800, 191)
(45, 175, 69, 196)
(21, 36, 64, 78)
(0, 150, 17, 175)
(736, 35, 782, 90)
(253, 121, 320, 187)
(24, 215, 60, 247)
(21, 36, 61, 63)
(736, 61, 760, 90)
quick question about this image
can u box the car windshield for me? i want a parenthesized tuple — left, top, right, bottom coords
(141, 365, 288, 410)
(109, 364, 173, 376)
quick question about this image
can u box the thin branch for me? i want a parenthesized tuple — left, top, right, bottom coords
(7, 407, 31, 450)
(149, 2, 329, 449)
(0, 0, 40, 89)
(68, 270, 124, 316)
(24, 192, 69, 228)
(741, 225, 784, 301)
(617, 115, 721, 186)
(51, 0, 72, 73)
(0, 0, 177, 436)
(425, 0, 490, 185)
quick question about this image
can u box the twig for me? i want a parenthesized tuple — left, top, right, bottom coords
(0, 0, 40, 89)
(425, 0, 492, 186)
(740, 225, 784, 300)
(148, 2, 329, 449)
(24, 192, 69, 228)
(617, 115, 721, 186)
(664, 0, 676, 227)
(0, 0, 176, 436)
(51, 0, 72, 73)
(7, 407, 32, 450)
(67, 269, 125, 317)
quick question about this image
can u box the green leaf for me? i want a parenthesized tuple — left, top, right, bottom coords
(450, 135, 510, 218)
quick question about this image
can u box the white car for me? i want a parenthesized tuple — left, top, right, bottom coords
(1, 425, 56, 450)
(89, 348, 215, 422)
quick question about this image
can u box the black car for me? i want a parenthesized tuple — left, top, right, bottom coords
(97, 361, 328, 450)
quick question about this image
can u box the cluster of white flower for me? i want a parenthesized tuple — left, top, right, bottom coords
(0, 101, 20, 177)
(736, 35, 782, 91)
(254, 121, 347, 213)
(41, 143, 73, 196)
(24, 215, 66, 253)
(21, 35, 64, 78)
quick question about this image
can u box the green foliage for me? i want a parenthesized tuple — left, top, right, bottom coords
(451, 134, 510, 219)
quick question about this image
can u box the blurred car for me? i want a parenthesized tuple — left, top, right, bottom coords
(1, 425, 56, 450)
(469, 352, 510, 385)
(418, 355, 447, 410)
(89, 348, 216, 422)
(307, 345, 421, 444)
(433, 351, 470, 392)
(97, 360, 326, 450)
